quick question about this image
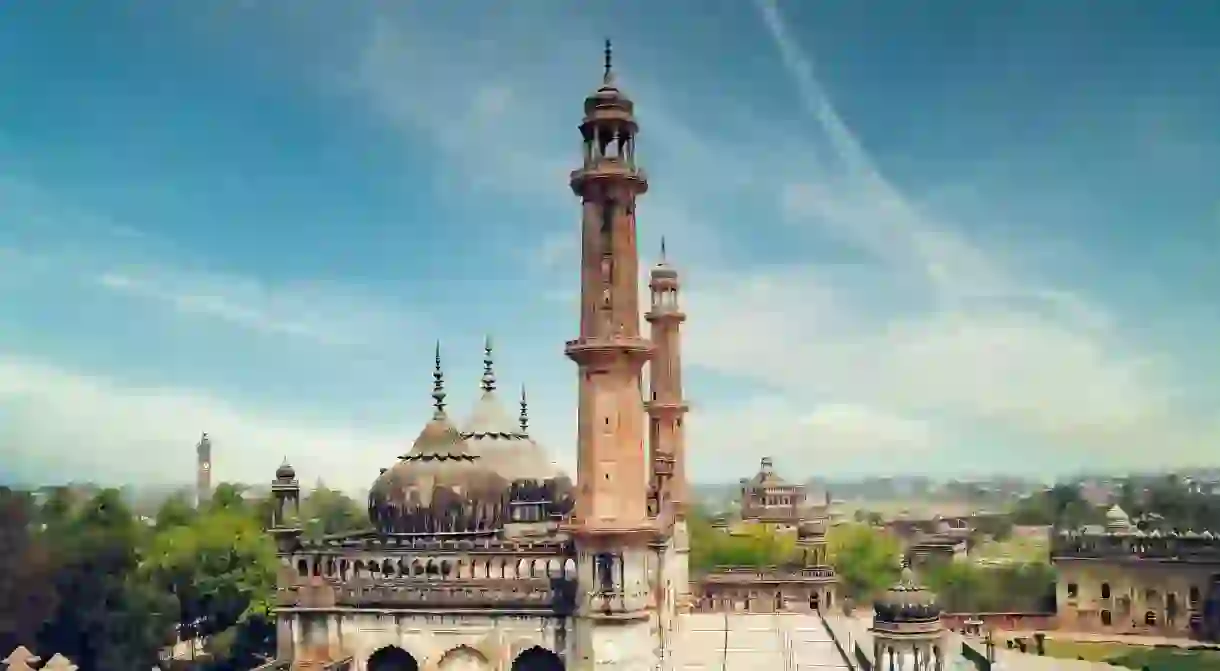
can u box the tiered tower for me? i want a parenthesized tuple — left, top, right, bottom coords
(645, 238, 691, 611)
(195, 432, 212, 509)
(564, 41, 659, 670)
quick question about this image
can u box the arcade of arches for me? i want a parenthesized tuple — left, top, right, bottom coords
(364, 645, 564, 671)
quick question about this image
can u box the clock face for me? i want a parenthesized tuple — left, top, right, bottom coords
(202, 462, 211, 472)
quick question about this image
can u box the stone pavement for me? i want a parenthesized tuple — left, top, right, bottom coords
(670, 613, 851, 671)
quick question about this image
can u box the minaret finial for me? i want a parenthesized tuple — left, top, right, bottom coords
(660, 236, 667, 262)
(481, 335, 496, 393)
(603, 38, 614, 85)
(432, 341, 446, 418)
(519, 384, 529, 434)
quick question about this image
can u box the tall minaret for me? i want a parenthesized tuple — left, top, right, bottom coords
(195, 432, 213, 509)
(645, 237, 691, 612)
(565, 41, 659, 670)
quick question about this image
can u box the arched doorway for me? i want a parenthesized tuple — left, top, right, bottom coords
(368, 646, 419, 671)
(438, 646, 491, 671)
(511, 646, 564, 671)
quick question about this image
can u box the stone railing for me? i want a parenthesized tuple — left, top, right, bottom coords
(2, 647, 78, 670)
(279, 577, 578, 613)
(1052, 529, 1220, 561)
(700, 564, 836, 582)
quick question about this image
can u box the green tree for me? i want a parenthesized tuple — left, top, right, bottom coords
(37, 489, 177, 671)
(0, 487, 58, 655)
(827, 523, 901, 600)
(686, 509, 796, 573)
(300, 485, 367, 540)
(143, 504, 278, 658)
(154, 492, 198, 531)
(207, 483, 249, 513)
(923, 561, 1056, 613)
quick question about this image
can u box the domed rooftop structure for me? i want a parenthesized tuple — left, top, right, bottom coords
(368, 344, 509, 535)
(1105, 504, 1132, 533)
(275, 458, 296, 482)
(873, 559, 942, 626)
(459, 338, 564, 483)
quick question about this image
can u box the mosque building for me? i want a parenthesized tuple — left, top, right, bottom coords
(264, 42, 692, 671)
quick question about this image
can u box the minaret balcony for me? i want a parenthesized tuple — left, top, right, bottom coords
(653, 456, 675, 477)
(565, 336, 653, 364)
(645, 400, 689, 414)
(569, 161, 649, 194)
(645, 308, 686, 322)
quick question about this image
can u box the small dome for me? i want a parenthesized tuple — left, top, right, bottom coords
(873, 564, 942, 624)
(368, 415, 509, 535)
(275, 459, 296, 481)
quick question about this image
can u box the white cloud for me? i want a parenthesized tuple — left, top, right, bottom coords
(94, 266, 428, 348)
(1, 6, 1211, 488)
(329, 6, 1215, 478)
(0, 356, 402, 492)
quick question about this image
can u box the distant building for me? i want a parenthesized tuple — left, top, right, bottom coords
(737, 457, 830, 533)
(694, 457, 839, 614)
(1052, 504, 1220, 640)
(195, 432, 212, 509)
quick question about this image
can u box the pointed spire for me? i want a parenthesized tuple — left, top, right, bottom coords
(603, 38, 614, 85)
(660, 236, 667, 262)
(432, 341, 447, 418)
(898, 555, 916, 585)
(519, 384, 530, 434)
(481, 335, 496, 393)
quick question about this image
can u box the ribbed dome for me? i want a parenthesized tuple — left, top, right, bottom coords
(367, 344, 509, 535)
(368, 415, 508, 535)
(873, 564, 942, 624)
(461, 391, 562, 483)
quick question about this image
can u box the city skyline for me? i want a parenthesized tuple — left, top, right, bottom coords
(1, 1, 1218, 490)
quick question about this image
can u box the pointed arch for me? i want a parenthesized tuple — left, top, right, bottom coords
(512, 646, 564, 671)
(368, 645, 419, 671)
(438, 645, 491, 671)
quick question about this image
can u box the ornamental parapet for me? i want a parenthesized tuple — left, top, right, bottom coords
(277, 577, 577, 614)
(297, 531, 573, 555)
(1051, 528, 1220, 563)
(703, 564, 836, 583)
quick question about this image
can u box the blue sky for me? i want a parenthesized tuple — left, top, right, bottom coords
(1, 1, 1218, 490)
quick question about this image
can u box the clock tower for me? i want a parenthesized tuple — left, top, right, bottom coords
(195, 432, 213, 509)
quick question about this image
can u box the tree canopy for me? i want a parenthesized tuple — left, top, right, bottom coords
(827, 523, 902, 600)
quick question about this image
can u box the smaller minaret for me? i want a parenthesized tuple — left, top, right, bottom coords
(645, 238, 692, 615)
(269, 457, 301, 661)
(645, 238, 689, 514)
(270, 458, 301, 546)
(195, 432, 213, 509)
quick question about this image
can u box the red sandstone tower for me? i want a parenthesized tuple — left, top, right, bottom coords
(566, 42, 659, 667)
(646, 238, 689, 517)
(646, 240, 692, 614)
(565, 42, 653, 532)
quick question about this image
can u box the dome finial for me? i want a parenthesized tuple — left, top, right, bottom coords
(603, 38, 614, 85)
(899, 555, 915, 584)
(519, 384, 530, 434)
(481, 335, 496, 393)
(432, 341, 447, 418)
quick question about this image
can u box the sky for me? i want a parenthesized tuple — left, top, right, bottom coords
(1, 1, 1218, 491)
